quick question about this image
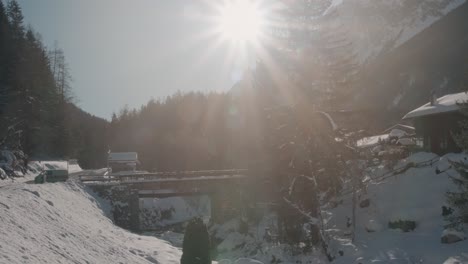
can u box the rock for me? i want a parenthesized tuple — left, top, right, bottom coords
(441, 229, 466, 244)
(359, 198, 370, 208)
(365, 219, 382, 232)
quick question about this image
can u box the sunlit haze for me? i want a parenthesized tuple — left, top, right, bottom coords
(17, 0, 267, 119)
(215, 0, 265, 44)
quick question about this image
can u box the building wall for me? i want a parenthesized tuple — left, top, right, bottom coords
(415, 113, 464, 155)
(109, 162, 136, 173)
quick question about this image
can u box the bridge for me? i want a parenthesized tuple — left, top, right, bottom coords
(80, 169, 251, 230)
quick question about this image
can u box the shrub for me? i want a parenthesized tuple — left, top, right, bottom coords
(388, 220, 416, 232)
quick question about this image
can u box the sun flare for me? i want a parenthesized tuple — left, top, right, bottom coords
(216, 0, 264, 43)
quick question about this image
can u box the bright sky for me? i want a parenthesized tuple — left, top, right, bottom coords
(17, 0, 255, 119)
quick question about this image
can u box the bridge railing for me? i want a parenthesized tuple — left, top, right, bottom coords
(79, 169, 248, 184)
(118, 169, 248, 183)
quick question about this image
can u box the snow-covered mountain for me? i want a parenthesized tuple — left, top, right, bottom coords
(323, 0, 466, 65)
(231, 0, 468, 130)
(350, 0, 468, 116)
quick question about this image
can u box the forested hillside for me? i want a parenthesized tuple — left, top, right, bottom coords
(108, 92, 244, 171)
(0, 0, 108, 168)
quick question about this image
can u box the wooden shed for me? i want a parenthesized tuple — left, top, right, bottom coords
(403, 92, 468, 155)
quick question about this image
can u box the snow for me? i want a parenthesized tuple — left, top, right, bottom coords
(319, 0, 467, 65)
(383, 124, 415, 134)
(28, 160, 82, 174)
(389, 128, 407, 138)
(0, 180, 181, 263)
(357, 134, 389, 148)
(403, 91, 468, 119)
(326, 152, 468, 263)
(140, 195, 211, 229)
(394, 0, 466, 47)
(205, 152, 468, 263)
(397, 137, 415, 146)
(4, 150, 468, 263)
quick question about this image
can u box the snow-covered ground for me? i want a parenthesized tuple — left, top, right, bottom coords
(2, 152, 468, 263)
(0, 180, 181, 263)
(208, 152, 468, 263)
(326, 152, 468, 263)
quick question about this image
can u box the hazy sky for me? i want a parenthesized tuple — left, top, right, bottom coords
(17, 0, 248, 119)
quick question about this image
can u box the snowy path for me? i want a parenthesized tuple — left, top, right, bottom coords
(0, 180, 181, 263)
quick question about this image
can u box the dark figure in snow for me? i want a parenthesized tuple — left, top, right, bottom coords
(181, 217, 211, 264)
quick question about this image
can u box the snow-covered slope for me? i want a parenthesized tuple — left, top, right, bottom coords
(327, 152, 468, 263)
(323, 0, 466, 65)
(0, 180, 181, 263)
(208, 152, 468, 263)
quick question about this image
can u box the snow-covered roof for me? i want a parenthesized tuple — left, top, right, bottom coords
(108, 152, 138, 162)
(403, 92, 468, 119)
(389, 129, 407, 138)
(383, 124, 415, 134)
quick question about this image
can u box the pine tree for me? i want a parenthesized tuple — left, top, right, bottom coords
(448, 100, 468, 227)
(446, 160, 468, 227)
(0, 0, 9, 82)
(181, 218, 211, 264)
(6, 0, 23, 42)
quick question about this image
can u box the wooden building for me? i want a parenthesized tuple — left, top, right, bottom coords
(108, 152, 140, 173)
(403, 92, 468, 155)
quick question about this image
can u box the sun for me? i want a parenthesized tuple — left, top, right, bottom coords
(215, 0, 264, 43)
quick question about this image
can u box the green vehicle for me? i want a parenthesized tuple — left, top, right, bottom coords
(34, 170, 69, 184)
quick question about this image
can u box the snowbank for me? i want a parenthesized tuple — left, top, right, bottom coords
(0, 180, 181, 263)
